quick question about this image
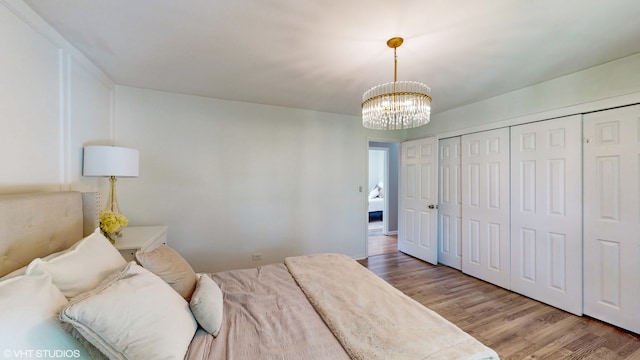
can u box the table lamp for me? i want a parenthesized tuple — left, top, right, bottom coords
(83, 145, 139, 213)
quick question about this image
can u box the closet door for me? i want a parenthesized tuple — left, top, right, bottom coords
(510, 115, 582, 315)
(461, 128, 510, 288)
(438, 137, 462, 269)
(583, 105, 640, 334)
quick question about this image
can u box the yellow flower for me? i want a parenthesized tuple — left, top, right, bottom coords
(99, 210, 128, 235)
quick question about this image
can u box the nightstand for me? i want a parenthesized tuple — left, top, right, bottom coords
(114, 225, 168, 262)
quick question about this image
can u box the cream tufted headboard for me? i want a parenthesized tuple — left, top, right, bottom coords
(0, 191, 99, 277)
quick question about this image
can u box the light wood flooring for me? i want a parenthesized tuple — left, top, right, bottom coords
(358, 251, 640, 360)
(367, 234, 397, 256)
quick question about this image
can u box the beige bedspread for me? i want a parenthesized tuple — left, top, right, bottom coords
(285, 253, 500, 360)
(185, 263, 350, 360)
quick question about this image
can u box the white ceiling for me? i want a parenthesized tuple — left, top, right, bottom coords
(24, 0, 640, 116)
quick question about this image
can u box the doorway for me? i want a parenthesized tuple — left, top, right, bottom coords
(367, 141, 399, 256)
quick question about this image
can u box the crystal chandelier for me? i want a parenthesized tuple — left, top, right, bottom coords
(362, 37, 432, 130)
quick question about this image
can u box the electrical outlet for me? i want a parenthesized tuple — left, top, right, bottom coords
(252, 253, 262, 261)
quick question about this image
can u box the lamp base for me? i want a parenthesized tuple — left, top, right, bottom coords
(106, 176, 121, 213)
(99, 176, 129, 245)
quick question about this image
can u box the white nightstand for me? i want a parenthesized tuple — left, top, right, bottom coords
(114, 225, 168, 262)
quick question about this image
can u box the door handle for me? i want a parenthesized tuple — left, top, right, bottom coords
(428, 204, 438, 209)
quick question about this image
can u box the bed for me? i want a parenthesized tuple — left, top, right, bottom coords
(0, 191, 499, 360)
(368, 182, 384, 221)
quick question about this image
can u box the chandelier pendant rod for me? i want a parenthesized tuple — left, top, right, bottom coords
(387, 37, 403, 113)
(393, 46, 398, 110)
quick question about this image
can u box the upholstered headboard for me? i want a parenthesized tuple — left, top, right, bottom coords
(0, 191, 99, 277)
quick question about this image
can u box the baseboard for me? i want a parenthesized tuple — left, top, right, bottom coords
(385, 230, 398, 235)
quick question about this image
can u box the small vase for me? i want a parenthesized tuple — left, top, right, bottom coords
(104, 232, 116, 245)
(102, 229, 122, 245)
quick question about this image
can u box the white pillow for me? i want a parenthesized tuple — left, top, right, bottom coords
(190, 274, 224, 337)
(0, 272, 93, 358)
(26, 228, 126, 298)
(61, 262, 197, 360)
(368, 186, 380, 200)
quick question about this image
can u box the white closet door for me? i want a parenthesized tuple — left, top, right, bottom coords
(461, 128, 510, 289)
(438, 137, 462, 269)
(510, 115, 582, 315)
(583, 105, 640, 334)
(399, 137, 439, 265)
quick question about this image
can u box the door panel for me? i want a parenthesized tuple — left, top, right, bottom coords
(461, 128, 510, 288)
(438, 137, 462, 269)
(399, 137, 438, 264)
(510, 115, 582, 315)
(584, 105, 640, 333)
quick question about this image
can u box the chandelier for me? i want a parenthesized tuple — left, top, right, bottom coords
(362, 37, 432, 130)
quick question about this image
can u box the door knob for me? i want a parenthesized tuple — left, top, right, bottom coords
(428, 204, 438, 209)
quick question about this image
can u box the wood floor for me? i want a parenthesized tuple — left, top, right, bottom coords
(358, 251, 640, 360)
(367, 234, 397, 256)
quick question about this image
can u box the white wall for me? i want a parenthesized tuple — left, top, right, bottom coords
(0, 0, 113, 197)
(409, 53, 640, 139)
(368, 149, 385, 191)
(114, 86, 405, 272)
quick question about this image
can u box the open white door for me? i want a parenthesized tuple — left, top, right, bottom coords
(398, 137, 438, 264)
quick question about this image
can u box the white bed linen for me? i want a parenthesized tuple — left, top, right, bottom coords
(368, 197, 384, 212)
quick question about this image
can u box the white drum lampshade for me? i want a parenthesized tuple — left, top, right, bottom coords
(83, 146, 139, 178)
(83, 146, 139, 213)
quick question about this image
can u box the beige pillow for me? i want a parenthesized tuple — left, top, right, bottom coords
(136, 245, 197, 301)
(190, 274, 224, 337)
(26, 228, 127, 298)
(60, 262, 197, 360)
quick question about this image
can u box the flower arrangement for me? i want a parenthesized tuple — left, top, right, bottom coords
(99, 210, 128, 244)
